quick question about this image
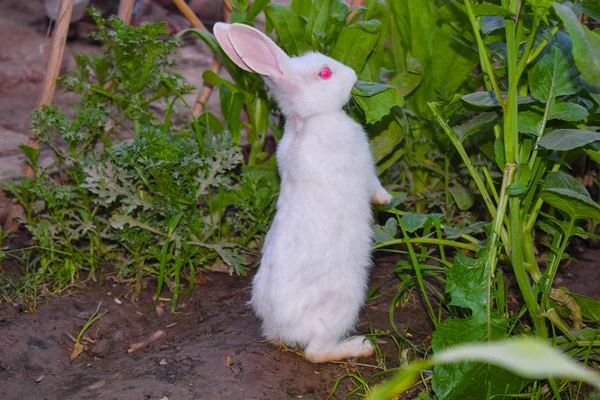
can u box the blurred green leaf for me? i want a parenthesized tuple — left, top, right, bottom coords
(553, 2, 600, 87)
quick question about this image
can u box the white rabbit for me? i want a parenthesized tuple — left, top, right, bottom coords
(214, 22, 392, 363)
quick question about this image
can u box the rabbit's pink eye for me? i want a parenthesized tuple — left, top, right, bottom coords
(319, 67, 332, 79)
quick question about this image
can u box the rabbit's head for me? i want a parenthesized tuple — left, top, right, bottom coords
(214, 23, 357, 120)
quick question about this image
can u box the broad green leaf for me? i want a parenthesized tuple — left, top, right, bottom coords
(265, 5, 311, 56)
(454, 111, 497, 142)
(389, 56, 424, 96)
(540, 171, 600, 220)
(582, 0, 600, 21)
(518, 111, 543, 135)
(290, 0, 311, 17)
(246, 0, 270, 22)
(448, 185, 474, 210)
(202, 69, 238, 93)
(528, 31, 582, 102)
(352, 83, 404, 124)
(538, 129, 600, 151)
(471, 4, 514, 17)
(330, 20, 381, 74)
(306, 0, 332, 42)
(569, 292, 600, 322)
(370, 338, 600, 400)
(553, 2, 600, 87)
(388, 0, 477, 115)
(353, 81, 397, 97)
(400, 213, 429, 233)
(18, 145, 39, 172)
(219, 85, 244, 144)
(370, 118, 404, 163)
(481, 16, 504, 34)
(196, 111, 224, 134)
(433, 338, 600, 389)
(373, 217, 398, 244)
(462, 91, 535, 108)
(548, 101, 589, 122)
(506, 183, 527, 196)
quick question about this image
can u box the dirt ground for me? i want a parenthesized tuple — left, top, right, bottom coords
(1, 249, 599, 400)
(1, 1, 599, 399)
(0, 257, 434, 400)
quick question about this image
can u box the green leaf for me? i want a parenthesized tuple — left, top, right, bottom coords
(18, 145, 39, 173)
(462, 91, 535, 108)
(352, 81, 397, 97)
(246, 0, 270, 22)
(265, 5, 311, 56)
(306, 0, 332, 42)
(538, 129, 600, 151)
(197, 111, 224, 134)
(568, 292, 600, 322)
(388, 0, 477, 115)
(373, 217, 398, 244)
(528, 30, 582, 102)
(454, 112, 498, 142)
(471, 4, 514, 17)
(330, 21, 382, 74)
(582, 0, 600, 21)
(448, 185, 474, 210)
(290, 0, 311, 17)
(506, 183, 527, 196)
(389, 56, 424, 96)
(433, 338, 600, 389)
(400, 213, 429, 233)
(541, 171, 600, 220)
(518, 111, 543, 135)
(219, 85, 244, 144)
(553, 2, 600, 87)
(548, 101, 589, 122)
(370, 118, 404, 163)
(352, 82, 404, 124)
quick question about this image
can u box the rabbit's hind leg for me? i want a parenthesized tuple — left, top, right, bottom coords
(304, 335, 373, 363)
(301, 293, 373, 363)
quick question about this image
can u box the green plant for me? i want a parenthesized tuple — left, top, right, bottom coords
(375, 0, 600, 398)
(1, 10, 277, 307)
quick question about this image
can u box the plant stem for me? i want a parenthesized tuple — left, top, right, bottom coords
(399, 224, 437, 326)
(504, 4, 547, 338)
(540, 218, 574, 309)
(374, 237, 478, 252)
(486, 163, 515, 340)
(464, 0, 505, 108)
(428, 103, 497, 220)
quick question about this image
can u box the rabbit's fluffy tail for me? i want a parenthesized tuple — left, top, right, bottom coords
(304, 336, 374, 363)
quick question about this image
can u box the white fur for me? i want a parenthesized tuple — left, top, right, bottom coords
(214, 23, 391, 363)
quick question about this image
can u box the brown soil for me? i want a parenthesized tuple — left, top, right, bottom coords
(0, 258, 432, 400)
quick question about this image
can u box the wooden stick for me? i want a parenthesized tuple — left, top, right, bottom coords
(172, 0, 207, 31)
(189, 0, 233, 116)
(347, 0, 365, 22)
(23, 0, 74, 178)
(118, 0, 136, 24)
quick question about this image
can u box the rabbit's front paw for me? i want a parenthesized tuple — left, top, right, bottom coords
(372, 188, 392, 206)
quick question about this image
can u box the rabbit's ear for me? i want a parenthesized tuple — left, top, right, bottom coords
(214, 22, 252, 71)
(223, 23, 292, 79)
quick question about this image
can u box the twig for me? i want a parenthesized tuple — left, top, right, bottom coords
(23, 0, 74, 178)
(127, 330, 166, 353)
(117, 0, 136, 25)
(347, 0, 365, 22)
(188, 0, 233, 116)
